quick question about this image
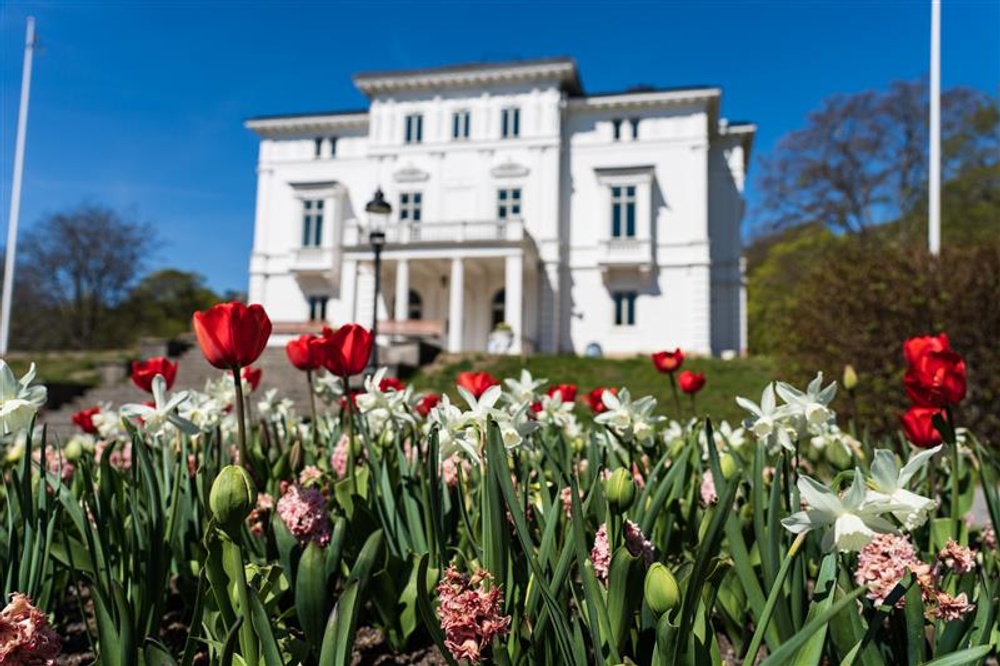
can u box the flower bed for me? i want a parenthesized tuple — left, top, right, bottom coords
(1, 305, 997, 665)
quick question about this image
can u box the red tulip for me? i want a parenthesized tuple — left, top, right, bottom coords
(380, 376, 406, 392)
(415, 393, 442, 418)
(584, 387, 617, 414)
(678, 371, 706, 395)
(72, 406, 100, 435)
(286, 334, 325, 371)
(904, 349, 967, 407)
(131, 357, 177, 393)
(651, 349, 685, 374)
(322, 324, 373, 377)
(192, 302, 272, 370)
(900, 406, 945, 448)
(903, 333, 951, 368)
(242, 366, 263, 391)
(456, 371, 500, 399)
(546, 384, 578, 403)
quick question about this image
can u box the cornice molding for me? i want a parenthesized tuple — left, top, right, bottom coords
(354, 62, 580, 97)
(568, 88, 720, 112)
(393, 165, 431, 183)
(245, 113, 368, 137)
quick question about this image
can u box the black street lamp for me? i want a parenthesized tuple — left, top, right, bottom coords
(365, 188, 391, 370)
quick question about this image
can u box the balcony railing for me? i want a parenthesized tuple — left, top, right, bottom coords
(597, 237, 654, 271)
(290, 246, 336, 273)
(344, 219, 526, 246)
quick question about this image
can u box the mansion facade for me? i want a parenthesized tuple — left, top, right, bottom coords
(245, 57, 754, 356)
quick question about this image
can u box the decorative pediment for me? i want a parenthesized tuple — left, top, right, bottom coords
(491, 161, 530, 179)
(393, 165, 430, 183)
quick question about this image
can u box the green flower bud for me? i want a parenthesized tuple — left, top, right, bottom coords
(843, 364, 858, 391)
(64, 440, 83, 462)
(719, 454, 738, 480)
(210, 465, 257, 535)
(644, 562, 681, 616)
(605, 467, 636, 514)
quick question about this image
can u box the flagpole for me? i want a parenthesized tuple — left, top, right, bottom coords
(929, 0, 941, 256)
(0, 17, 37, 355)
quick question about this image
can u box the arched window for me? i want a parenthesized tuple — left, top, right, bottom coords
(491, 289, 506, 329)
(408, 289, 423, 321)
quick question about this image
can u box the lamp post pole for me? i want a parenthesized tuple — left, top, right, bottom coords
(365, 188, 392, 372)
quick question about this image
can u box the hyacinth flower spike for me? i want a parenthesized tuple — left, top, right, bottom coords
(866, 445, 942, 530)
(781, 469, 898, 553)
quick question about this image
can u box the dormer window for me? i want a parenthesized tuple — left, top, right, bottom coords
(501, 108, 520, 139)
(405, 114, 423, 144)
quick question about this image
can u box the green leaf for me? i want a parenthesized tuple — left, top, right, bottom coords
(758, 585, 868, 666)
(143, 639, 178, 666)
(792, 553, 838, 665)
(919, 645, 993, 666)
(607, 546, 645, 652)
(296, 541, 329, 656)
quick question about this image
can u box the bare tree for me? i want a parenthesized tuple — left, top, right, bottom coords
(753, 81, 998, 235)
(19, 204, 157, 348)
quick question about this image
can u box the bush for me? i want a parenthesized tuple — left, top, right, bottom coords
(752, 232, 1000, 443)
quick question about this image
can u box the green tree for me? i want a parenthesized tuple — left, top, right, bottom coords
(122, 269, 222, 340)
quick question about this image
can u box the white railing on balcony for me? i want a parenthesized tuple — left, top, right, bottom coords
(291, 246, 336, 272)
(344, 219, 526, 246)
(598, 237, 653, 267)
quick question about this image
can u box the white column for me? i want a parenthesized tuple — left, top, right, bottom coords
(448, 258, 464, 352)
(504, 253, 523, 354)
(394, 259, 409, 323)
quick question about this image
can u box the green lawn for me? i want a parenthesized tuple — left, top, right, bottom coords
(404, 353, 782, 425)
(3, 349, 134, 386)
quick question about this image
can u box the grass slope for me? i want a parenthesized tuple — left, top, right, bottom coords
(405, 353, 781, 426)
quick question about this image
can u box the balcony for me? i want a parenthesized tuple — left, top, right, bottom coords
(597, 237, 654, 273)
(344, 219, 527, 247)
(290, 246, 338, 287)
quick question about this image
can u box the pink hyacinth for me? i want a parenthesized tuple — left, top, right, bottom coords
(590, 523, 611, 585)
(95, 439, 132, 471)
(247, 493, 274, 538)
(934, 591, 975, 621)
(982, 525, 997, 551)
(0, 593, 61, 664)
(624, 520, 655, 565)
(330, 434, 350, 479)
(855, 533, 934, 606)
(435, 566, 511, 664)
(937, 540, 977, 575)
(700, 470, 718, 506)
(560, 486, 584, 520)
(276, 484, 331, 547)
(299, 465, 323, 486)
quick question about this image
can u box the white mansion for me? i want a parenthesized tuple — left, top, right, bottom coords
(245, 57, 754, 356)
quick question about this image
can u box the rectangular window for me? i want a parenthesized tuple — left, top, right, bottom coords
(452, 110, 470, 140)
(613, 291, 637, 327)
(399, 192, 422, 222)
(501, 107, 520, 139)
(308, 296, 328, 322)
(497, 188, 522, 220)
(302, 199, 324, 247)
(610, 186, 637, 238)
(328, 136, 337, 157)
(612, 119, 623, 141)
(630, 117, 640, 139)
(314, 137, 323, 158)
(404, 113, 423, 144)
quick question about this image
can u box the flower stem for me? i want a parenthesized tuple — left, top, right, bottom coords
(306, 369, 318, 447)
(231, 367, 249, 473)
(669, 374, 682, 418)
(741, 531, 808, 666)
(947, 407, 961, 539)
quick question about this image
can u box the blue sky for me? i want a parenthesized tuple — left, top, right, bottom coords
(1, 2, 997, 294)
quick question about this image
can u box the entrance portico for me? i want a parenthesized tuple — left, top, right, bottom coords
(342, 220, 537, 354)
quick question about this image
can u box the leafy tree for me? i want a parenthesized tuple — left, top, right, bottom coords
(17, 204, 156, 349)
(122, 269, 221, 339)
(752, 81, 998, 235)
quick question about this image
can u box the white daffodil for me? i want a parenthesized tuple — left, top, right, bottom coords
(775, 373, 837, 436)
(257, 388, 295, 422)
(91, 401, 125, 440)
(503, 369, 547, 405)
(313, 371, 344, 407)
(594, 388, 664, 445)
(782, 470, 898, 552)
(356, 368, 414, 436)
(0, 361, 47, 436)
(736, 383, 796, 453)
(866, 446, 942, 530)
(121, 375, 198, 436)
(534, 392, 582, 439)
